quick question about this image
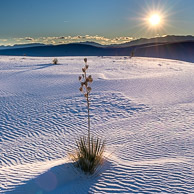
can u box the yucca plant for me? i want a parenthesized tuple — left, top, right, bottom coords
(53, 58, 58, 64)
(71, 58, 105, 174)
(130, 50, 135, 58)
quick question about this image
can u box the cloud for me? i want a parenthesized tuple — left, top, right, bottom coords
(53, 35, 130, 44)
(0, 39, 8, 42)
(5, 35, 136, 46)
(25, 37, 34, 41)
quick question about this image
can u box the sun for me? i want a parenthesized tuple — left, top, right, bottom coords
(149, 14, 161, 26)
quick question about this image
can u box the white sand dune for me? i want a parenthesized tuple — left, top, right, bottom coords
(0, 56, 194, 193)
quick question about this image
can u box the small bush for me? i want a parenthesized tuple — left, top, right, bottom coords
(53, 58, 58, 64)
(130, 51, 135, 58)
(71, 137, 105, 174)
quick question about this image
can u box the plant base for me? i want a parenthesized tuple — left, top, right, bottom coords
(71, 136, 105, 174)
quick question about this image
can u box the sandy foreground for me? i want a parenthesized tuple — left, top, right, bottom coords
(0, 56, 193, 193)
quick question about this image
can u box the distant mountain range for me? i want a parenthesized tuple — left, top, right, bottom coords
(0, 35, 194, 62)
(0, 43, 46, 50)
(109, 35, 194, 48)
(134, 41, 194, 63)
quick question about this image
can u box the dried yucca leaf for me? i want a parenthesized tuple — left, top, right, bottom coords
(79, 87, 83, 92)
(87, 87, 92, 92)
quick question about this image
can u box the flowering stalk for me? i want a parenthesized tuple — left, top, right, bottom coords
(79, 58, 93, 153)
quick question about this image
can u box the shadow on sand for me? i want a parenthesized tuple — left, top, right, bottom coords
(33, 63, 60, 70)
(9, 63, 60, 77)
(9, 160, 112, 194)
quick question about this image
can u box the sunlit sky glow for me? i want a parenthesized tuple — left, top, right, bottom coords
(0, 0, 194, 45)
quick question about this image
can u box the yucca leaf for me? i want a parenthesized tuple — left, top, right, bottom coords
(73, 136, 105, 174)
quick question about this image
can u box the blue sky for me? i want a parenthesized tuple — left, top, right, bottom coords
(0, 0, 194, 45)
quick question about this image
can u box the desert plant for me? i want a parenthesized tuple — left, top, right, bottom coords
(71, 58, 105, 174)
(130, 50, 134, 58)
(53, 58, 58, 64)
(71, 136, 105, 174)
